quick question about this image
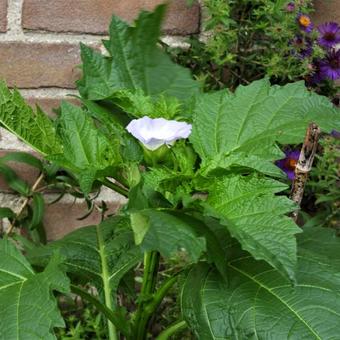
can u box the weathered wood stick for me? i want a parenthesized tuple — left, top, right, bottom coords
(290, 123, 321, 222)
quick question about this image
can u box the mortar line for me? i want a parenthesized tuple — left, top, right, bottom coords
(7, 0, 23, 35)
(4, 1, 189, 46)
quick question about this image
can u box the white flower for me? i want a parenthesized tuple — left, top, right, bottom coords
(126, 116, 192, 151)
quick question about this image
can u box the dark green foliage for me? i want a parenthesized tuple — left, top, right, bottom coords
(182, 226, 340, 339)
(303, 135, 340, 230)
(0, 81, 61, 155)
(77, 5, 199, 101)
(28, 216, 142, 299)
(0, 239, 69, 340)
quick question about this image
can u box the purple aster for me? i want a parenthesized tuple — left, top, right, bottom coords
(297, 13, 313, 33)
(319, 49, 340, 80)
(308, 70, 325, 84)
(307, 60, 326, 84)
(286, 2, 295, 12)
(291, 35, 313, 58)
(317, 22, 340, 48)
(275, 150, 300, 181)
(331, 130, 340, 139)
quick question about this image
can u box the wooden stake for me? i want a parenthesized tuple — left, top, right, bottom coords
(290, 123, 320, 222)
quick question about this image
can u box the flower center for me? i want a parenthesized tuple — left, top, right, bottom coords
(294, 37, 303, 46)
(285, 158, 298, 170)
(299, 15, 311, 27)
(324, 32, 335, 41)
(330, 58, 340, 69)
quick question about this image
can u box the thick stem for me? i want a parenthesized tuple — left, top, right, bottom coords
(134, 251, 160, 340)
(96, 224, 118, 340)
(156, 320, 187, 340)
(146, 275, 178, 316)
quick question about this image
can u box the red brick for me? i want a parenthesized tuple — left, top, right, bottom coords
(0, 191, 126, 240)
(0, 42, 83, 89)
(43, 192, 126, 240)
(22, 0, 200, 35)
(0, 0, 7, 32)
(26, 97, 80, 116)
(312, 0, 340, 25)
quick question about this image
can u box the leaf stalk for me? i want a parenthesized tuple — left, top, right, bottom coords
(134, 251, 160, 340)
(101, 178, 129, 197)
(156, 320, 187, 340)
(96, 223, 118, 340)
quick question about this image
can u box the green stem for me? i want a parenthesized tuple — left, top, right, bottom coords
(70, 285, 130, 337)
(101, 178, 129, 197)
(156, 320, 187, 340)
(134, 251, 160, 340)
(145, 275, 178, 316)
(96, 224, 118, 340)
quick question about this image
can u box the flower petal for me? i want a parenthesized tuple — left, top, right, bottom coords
(126, 116, 192, 150)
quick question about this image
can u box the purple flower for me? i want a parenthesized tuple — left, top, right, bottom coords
(317, 22, 340, 49)
(275, 150, 300, 181)
(309, 70, 325, 84)
(331, 130, 340, 139)
(297, 13, 313, 33)
(319, 49, 340, 80)
(291, 35, 313, 58)
(286, 2, 295, 12)
(307, 60, 326, 84)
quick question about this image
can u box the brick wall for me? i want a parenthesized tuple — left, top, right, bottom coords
(0, 0, 200, 239)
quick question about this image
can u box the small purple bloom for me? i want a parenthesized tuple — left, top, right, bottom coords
(297, 13, 313, 33)
(291, 35, 313, 58)
(307, 60, 325, 84)
(331, 130, 340, 139)
(276, 150, 300, 181)
(319, 49, 340, 80)
(286, 2, 295, 12)
(317, 22, 340, 48)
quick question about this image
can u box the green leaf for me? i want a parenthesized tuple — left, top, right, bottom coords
(81, 97, 128, 130)
(201, 151, 286, 178)
(0, 163, 30, 196)
(50, 101, 121, 193)
(0, 239, 69, 340)
(131, 210, 206, 262)
(143, 167, 194, 206)
(0, 81, 61, 156)
(113, 90, 184, 120)
(191, 79, 340, 175)
(77, 5, 199, 101)
(0, 151, 43, 170)
(130, 212, 149, 245)
(29, 192, 45, 230)
(182, 226, 340, 339)
(0, 207, 15, 219)
(81, 98, 143, 163)
(27, 216, 141, 301)
(203, 174, 301, 281)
